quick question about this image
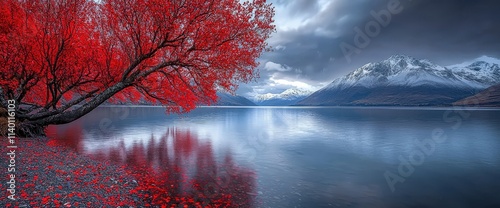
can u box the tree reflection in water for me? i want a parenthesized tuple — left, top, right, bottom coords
(47, 126, 257, 207)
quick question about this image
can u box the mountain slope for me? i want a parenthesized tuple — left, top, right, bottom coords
(447, 55, 500, 88)
(214, 92, 256, 106)
(298, 55, 500, 106)
(453, 84, 500, 107)
(255, 88, 312, 106)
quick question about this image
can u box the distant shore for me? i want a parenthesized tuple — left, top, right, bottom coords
(94, 104, 500, 109)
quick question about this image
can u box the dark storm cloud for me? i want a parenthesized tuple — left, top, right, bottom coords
(287, 0, 320, 14)
(371, 0, 500, 64)
(236, 0, 500, 98)
(263, 0, 387, 80)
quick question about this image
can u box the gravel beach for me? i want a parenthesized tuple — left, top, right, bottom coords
(1, 137, 140, 207)
(1, 136, 251, 207)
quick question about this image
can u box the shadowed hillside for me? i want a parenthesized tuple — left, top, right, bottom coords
(454, 84, 500, 107)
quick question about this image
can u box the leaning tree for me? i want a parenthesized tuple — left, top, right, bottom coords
(0, 0, 275, 136)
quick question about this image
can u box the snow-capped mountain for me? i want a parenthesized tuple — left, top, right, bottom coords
(447, 55, 500, 88)
(255, 88, 312, 106)
(326, 55, 499, 90)
(298, 55, 500, 106)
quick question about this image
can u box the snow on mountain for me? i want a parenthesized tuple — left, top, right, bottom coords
(447, 55, 500, 88)
(298, 55, 500, 106)
(325, 55, 500, 90)
(448, 55, 500, 69)
(255, 88, 312, 106)
(257, 88, 312, 101)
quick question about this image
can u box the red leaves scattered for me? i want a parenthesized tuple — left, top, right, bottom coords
(1, 137, 137, 207)
(41, 196, 50, 205)
(3, 127, 257, 207)
(53, 199, 60, 206)
(20, 191, 28, 198)
(46, 140, 59, 147)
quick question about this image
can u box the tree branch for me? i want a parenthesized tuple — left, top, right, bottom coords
(21, 89, 99, 121)
(30, 82, 129, 126)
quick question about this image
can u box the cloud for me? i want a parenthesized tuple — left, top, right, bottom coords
(236, 0, 500, 98)
(275, 45, 286, 50)
(264, 61, 291, 72)
(269, 75, 317, 91)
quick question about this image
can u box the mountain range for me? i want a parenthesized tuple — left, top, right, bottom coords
(254, 88, 312, 106)
(297, 55, 500, 106)
(100, 91, 256, 106)
(114, 55, 499, 107)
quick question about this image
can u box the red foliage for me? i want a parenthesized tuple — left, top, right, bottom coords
(0, 0, 275, 126)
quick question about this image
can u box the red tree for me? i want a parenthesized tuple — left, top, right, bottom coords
(0, 0, 274, 136)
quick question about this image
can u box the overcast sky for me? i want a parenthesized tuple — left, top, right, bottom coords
(236, 0, 500, 99)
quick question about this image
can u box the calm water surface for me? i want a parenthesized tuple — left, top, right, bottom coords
(46, 106, 500, 207)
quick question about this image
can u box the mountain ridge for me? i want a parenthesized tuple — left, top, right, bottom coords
(453, 84, 500, 107)
(298, 55, 500, 106)
(214, 92, 257, 106)
(254, 88, 312, 106)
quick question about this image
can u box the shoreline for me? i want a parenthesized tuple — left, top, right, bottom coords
(1, 136, 248, 207)
(1, 137, 139, 207)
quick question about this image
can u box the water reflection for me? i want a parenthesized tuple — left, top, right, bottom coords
(47, 126, 256, 207)
(45, 107, 500, 207)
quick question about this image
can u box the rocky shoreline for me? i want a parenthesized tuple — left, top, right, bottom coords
(1, 136, 250, 207)
(1, 137, 140, 207)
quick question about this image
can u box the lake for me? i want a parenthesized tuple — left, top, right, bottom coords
(46, 106, 500, 207)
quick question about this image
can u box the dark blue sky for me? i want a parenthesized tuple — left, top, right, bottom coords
(237, 0, 500, 99)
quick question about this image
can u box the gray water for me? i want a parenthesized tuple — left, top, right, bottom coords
(47, 106, 500, 207)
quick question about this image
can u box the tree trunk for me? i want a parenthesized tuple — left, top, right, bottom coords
(17, 122, 47, 138)
(0, 118, 46, 138)
(32, 82, 128, 127)
(1, 82, 129, 138)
